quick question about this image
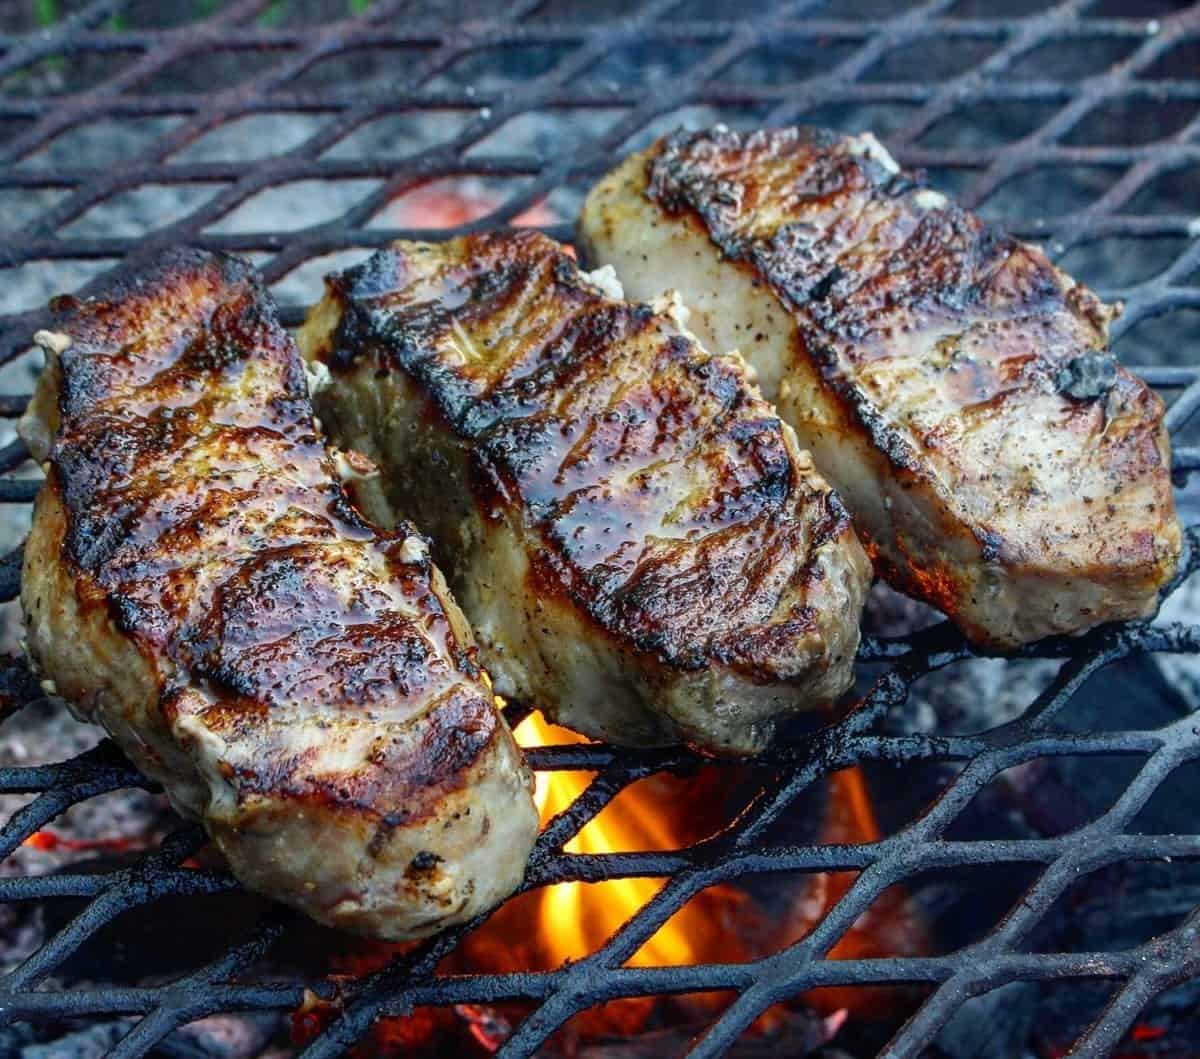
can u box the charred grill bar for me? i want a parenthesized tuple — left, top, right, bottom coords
(0, 0, 1199, 1056)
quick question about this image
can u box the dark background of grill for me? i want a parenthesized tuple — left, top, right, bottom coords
(0, 1, 1199, 1056)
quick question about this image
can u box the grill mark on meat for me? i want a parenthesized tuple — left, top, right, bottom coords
(613, 124, 1181, 644)
(23, 248, 538, 937)
(46, 252, 469, 728)
(319, 232, 860, 680)
(217, 684, 498, 821)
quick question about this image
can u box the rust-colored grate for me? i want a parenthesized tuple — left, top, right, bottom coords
(0, 1, 1199, 1056)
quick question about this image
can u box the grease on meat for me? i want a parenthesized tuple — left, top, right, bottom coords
(299, 232, 870, 755)
(581, 126, 1181, 647)
(20, 248, 538, 940)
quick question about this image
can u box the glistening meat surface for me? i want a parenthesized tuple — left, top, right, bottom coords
(299, 232, 870, 755)
(20, 248, 537, 940)
(580, 126, 1181, 647)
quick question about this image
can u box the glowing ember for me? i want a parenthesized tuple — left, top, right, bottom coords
(22, 830, 139, 854)
(454, 1003, 512, 1052)
(1131, 1023, 1167, 1043)
(383, 180, 557, 232)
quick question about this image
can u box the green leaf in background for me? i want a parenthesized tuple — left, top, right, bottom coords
(258, 0, 288, 25)
(28, 0, 370, 29)
(32, 0, 66, 74)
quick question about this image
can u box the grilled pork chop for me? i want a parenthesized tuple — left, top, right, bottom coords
(20, 248, 537, 940)
(580, 126, 1182, 647)
(298, 232, 870, 755)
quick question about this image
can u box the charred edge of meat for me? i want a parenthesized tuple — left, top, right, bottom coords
(649, 125, 838, 218)
(805, 342, 924, 478)
(646, 127, 1025, 313)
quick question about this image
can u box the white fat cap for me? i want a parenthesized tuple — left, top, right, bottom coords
(33, 330, 71, 356)
(846, 131, 900, 175)
(303, 358, 332, 398)
(650, 288, 693, 332)
(583, 263, 625, 301)
(913, 189, 948, 211)
(330, 447, 380, 484)
(398, 535, 428, 564)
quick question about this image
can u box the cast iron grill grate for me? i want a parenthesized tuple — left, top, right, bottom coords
(1, 0, 1199, 1055)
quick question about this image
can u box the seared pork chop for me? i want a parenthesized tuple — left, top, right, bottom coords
(20, 248, 538, 940)
(299, 232, 870, 755)
(580, 126, 1181, 647)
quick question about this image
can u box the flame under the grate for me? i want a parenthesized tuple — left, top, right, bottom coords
(500, 712, 915, 990)
(446, 711, 754, 1045)
(304, 711, 927, 1055)
(294, 181, 930, 1053)
(510, 711, 741, 969)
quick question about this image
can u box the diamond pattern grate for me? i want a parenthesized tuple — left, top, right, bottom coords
(0, 1, 1199, 1056)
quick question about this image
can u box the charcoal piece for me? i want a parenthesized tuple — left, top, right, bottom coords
(20, 1021, 130, 1059)
(931, 982, 1037, 1059)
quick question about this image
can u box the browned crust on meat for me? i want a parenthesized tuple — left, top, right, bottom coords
(641, 126, 1180, 635)
(37, 247, 500, 825)
(315, 231, 863, 684)
(186, 684, 502, 824)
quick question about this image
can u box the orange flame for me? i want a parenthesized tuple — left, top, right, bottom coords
(318, 710, 927, 1052)
(453, 713, 748, 1038)
(515, 712, 732, 968)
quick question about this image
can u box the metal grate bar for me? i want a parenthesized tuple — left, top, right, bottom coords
(1, 0, 1198, 1056)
